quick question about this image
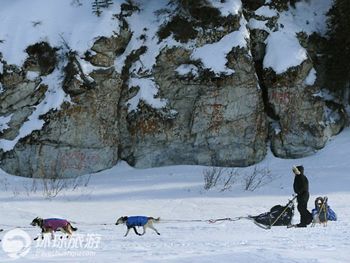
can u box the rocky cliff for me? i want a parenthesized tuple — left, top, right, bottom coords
(0, 0, 347, 178)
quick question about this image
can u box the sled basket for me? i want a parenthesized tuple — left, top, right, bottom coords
(249, 197, 295, 228)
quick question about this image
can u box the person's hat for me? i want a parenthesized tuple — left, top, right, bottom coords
(297, 165, 304, 174)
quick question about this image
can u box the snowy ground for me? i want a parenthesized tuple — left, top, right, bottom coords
(1, 129, 350, 263)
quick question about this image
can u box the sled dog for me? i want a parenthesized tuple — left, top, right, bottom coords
(31, 217, 78, 240)
(311, 213, 327, 227)
(115, 216, 160, 237)
(311, 198, 327, 227)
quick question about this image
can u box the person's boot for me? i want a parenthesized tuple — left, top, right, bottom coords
(296, 223, 307, 227)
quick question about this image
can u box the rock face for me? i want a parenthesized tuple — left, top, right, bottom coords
(266, 62, 329, 157)
(0, 32, 130, 177)
(1, 65, 122, 177)
(245, 0, 346, 159)
(120, 46, 267, 168)
(0, 0, 347, 178)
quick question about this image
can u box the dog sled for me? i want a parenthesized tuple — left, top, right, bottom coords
(247, 196, 296, 229)
(208, 196, 296, 230)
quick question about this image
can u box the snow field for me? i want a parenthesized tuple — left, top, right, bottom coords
(0, 128, 350, 262)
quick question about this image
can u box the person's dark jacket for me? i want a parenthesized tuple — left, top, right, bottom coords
(293, 166, 309, 203)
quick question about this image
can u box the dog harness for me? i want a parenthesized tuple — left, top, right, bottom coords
(126, 216, 148, 227)
(43, 218, 69, 231)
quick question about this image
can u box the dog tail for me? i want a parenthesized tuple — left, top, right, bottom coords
(69, 223, 78, 231)
(154, 217, 160, 223)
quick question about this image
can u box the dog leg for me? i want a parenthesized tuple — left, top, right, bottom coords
(64, 227, 73, 238)
(139, 226, 146, 236)
(133, 227, 142, 236)
(124, 228, 131, 237)
(34, 234, 44, 241)
(148, 225, 160, 235)
(312, 214, 321, 227)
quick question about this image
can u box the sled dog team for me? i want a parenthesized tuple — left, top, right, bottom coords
(20, 201, 337, 240)
(26, 194, 336, 240)
(1, 202, 336, 240)
(27, 216, 161, 240)
(0, 216, 160, 241)
(1, 165, 337, 240)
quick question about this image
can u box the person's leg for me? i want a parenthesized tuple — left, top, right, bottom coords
(298, 201, 311, 226)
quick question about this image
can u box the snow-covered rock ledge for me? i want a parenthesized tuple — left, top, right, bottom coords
(0, 0, 347, 178)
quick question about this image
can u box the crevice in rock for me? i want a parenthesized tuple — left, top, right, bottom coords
(254, 59, 279, 121)
(116, 45, 147, 166)
(241, 3, 280, 123)
(241, 0, 265, 11)
(24, 42, 58, 75)
(62, 52, 96, 96)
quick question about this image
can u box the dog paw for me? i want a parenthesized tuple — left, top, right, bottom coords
(157, 233, 160, 235)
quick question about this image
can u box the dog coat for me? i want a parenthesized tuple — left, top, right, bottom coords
(43, 218, 69, 231)
(126, 216, 148, 227)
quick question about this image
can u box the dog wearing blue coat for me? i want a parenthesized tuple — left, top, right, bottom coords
(115, 216, 160, 237)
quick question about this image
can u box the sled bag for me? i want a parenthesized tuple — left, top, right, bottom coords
(250, 204, 294, 226)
